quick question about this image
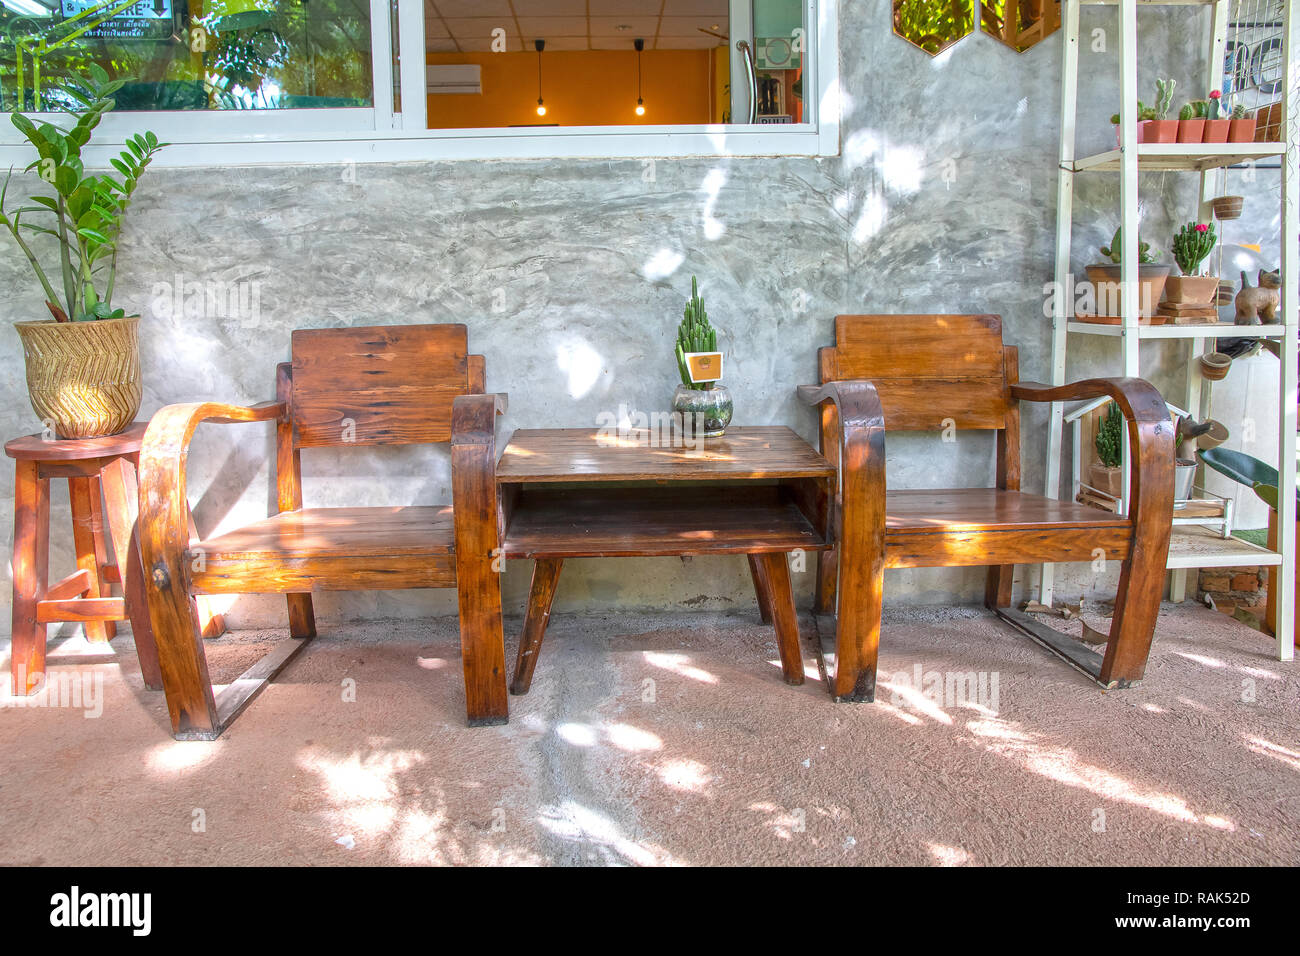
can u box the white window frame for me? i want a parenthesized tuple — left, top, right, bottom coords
(0, 0, 839, 166)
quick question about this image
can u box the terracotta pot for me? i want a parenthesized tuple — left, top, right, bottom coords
(1199, 351, 1232, 381)
(1177, 119, 1205, 143)
(13, 316, 142, 439)
(1211, 195, 1243, 220)
(1146, 119, 1178, 143)
(1089, 462, 1123, 499)
(1085, 263, 1171, 319)
(1115, 123, 1150, 146)
(1228, 116, 1256, 142)
(1164, 275, 1220, 305)
(1202, 119, 1230, 143)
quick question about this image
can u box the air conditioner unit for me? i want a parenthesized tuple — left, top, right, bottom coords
(426, 65, 482, 95)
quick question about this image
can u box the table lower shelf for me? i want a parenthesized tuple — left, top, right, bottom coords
(501, 486, 830, 559)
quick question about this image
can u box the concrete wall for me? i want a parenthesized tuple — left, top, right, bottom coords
(1, 1, 1283, 632)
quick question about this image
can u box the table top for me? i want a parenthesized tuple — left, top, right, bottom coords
(496, 426, 834, 483)
(5, 421, 149, 461)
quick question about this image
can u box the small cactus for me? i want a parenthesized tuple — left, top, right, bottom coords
(1100, 226, 1158, 265)
(1154, 78, 1176, 119)
(1178, 103, 1195, 121)
(1172, 220, 1217, 276)
(1095, 402, 1124, 469)
(1231, 103, 1249, 120)
(675, 276, 719, 389)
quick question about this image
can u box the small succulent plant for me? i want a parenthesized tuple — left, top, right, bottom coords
(675, 276, 718, 390)
(1100, 227, 1159, 265)
(1095, 402, 1124, 469)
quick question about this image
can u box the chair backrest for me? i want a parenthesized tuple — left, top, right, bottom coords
(288, 323, 481, 448)
(821, 314, 1013, 431)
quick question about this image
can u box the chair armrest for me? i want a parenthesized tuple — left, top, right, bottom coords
(795, 379, 887, 548)
(138, 400, 286, 590)
(450, 392, 508, 446)
(1013, 378, 1175, 534)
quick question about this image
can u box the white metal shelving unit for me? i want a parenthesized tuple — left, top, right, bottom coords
(1043, 0, 1298, 661)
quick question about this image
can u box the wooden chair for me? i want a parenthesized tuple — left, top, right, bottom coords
(798, 314, 1174, 702)
(138, 324, 508, 740)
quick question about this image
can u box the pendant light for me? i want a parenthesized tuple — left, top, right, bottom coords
(534, 39, 547, 116)
(634, 38, 646, 116)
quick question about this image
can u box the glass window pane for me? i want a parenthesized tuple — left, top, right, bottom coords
(0, 0, 373, 112)
(424, 0, 807, 130)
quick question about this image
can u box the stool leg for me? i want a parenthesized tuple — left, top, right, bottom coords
(100, 457, 162, 690)
(11, 460, 49, 695)
(69, 475, 113, 643)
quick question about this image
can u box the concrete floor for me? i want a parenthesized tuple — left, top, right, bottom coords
(0, 602, 1296, 866)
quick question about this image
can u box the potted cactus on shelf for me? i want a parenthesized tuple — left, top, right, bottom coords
(1090, 401, 1124, 499)
(1177, 99, 1207, 143)
(671, 276, 732, 438)
(1084, 227, 1170, 321)
(1228, 103, 1256, 143)
(1203, 90, 1230, 142)
(0, 65, 166, 438)
(1166, 220, 1219, 306)
(1148, 78, 1178, 142)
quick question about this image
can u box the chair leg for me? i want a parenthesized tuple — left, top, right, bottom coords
(815, 546, 838, 614)
(11, 460, 49, 695)
(69, 475, 113, 643)
(756, 552, 805, 685)
(984, 564, 1014, 610)
(510, 558, 563, 695)
(1099, 555, 1165, 686)
(100, 458, 163, 690)
(747, 554, 773, 624)
(286, 594, 316, 639)
(181, 506, 228, 639)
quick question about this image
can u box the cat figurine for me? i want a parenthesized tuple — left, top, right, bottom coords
(1234, 268, 1281, 325)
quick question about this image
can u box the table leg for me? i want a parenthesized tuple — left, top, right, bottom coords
(511, 558, 563, 695)
(100, 457, 163, 690)
(747, 554, 773, 624)
(756, 552, 805, 686)
(11, 460, 49, 695)
(69, 475, 113, 643)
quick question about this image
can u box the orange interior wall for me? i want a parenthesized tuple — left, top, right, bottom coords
(426, 49, 716, 128)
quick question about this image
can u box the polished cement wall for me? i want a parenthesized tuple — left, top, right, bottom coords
(1, 2, 1283, 630)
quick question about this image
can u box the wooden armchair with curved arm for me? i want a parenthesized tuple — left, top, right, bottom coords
(138, 324, 508, 740)
(799, 314, 1175, 702)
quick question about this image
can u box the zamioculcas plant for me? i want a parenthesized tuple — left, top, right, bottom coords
(1172, 221, 1217, 276)
(0, 64, 167, 323)
(675, 276, 719, 389)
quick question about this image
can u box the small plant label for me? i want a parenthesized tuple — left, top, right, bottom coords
(683, 352, 724, 384)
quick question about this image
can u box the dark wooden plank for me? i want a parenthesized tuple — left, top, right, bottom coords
(69, 475, 112, 642)
(834, 314, 1006, 380)
(995, 607, 1119, 688)
(101, 455, 163, 688)
(191, 506, 455, 560)
(10, 459, 48, 694)
(501, 487, 831, 558)
(986, 344, 1021, 609)
(292, 324, 468, 447)
(887, 526, 1132, 569)
(747, 554, 773, 624)
(46, 569, 92, 602)
(756, 553, 805, 685)
(36, 597, 126, 623)
(885, 489, 1132, 533)
(495, 426, 834, 483)
(206, 635, 314, 740)
(510, 558, 563, 695)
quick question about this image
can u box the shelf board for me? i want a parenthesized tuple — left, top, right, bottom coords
(1066, 321, 1290, 338)
(1080, 0, 1225, 6)
(1072, 142, 1285, 173)
(1166, 526, 1282, 570)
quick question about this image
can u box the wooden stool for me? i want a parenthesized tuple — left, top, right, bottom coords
(6, 422, 192, 695)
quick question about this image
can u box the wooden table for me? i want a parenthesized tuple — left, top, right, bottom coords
(494, 426, 835, 694)
(5, 423, 164, 694)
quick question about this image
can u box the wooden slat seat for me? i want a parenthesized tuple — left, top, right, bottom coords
(190, 506, 456, 594)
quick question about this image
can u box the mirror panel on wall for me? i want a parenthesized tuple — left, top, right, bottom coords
(424, 0, 807, 130)
(892, 0, 973, 57)
(980, 0, 1060, 53)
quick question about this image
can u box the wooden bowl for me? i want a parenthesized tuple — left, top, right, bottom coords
(1199, 352, 1232, 381)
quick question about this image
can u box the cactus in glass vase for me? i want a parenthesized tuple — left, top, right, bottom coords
(675, 276, 718, 389)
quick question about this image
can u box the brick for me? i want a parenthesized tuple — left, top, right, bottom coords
(1199, 574, 1231, 592)
(1232, 574, 1260, 592)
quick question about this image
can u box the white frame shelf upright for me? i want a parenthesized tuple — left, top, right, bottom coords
(1042, 0, 1298, 661)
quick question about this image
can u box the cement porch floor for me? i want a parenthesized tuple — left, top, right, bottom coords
(0, 603, 1296, 866)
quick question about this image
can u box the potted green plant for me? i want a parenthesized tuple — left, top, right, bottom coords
(1166, 220, 1219, 305)
(1090, 401, 1124, 498)
(1147, 78, 1178, 142)
(1177, 100, 1206, 143)
(1, 66, 166, 438)
(672, 276, 731, 438)
(1203, 90, 1230, 142)
(1228, 103, 1256, 143)
(1085, 227, 1170, 320)
(1111, 100, 1156, 146)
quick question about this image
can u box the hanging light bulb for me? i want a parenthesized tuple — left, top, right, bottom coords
(535, 39, 547, 116)
(634, 38, 646, 116)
